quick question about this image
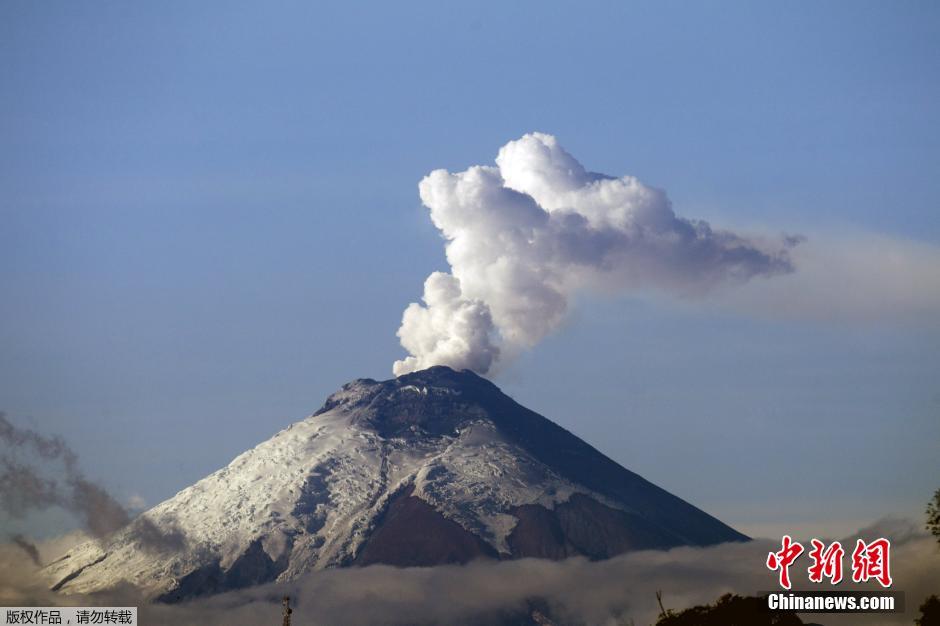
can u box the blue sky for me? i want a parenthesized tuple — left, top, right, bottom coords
(1, 0, 938, 539)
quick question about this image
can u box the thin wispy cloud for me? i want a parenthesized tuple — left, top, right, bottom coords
(707, 231, 940, 324)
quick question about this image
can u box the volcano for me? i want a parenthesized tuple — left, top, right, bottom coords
(43, 366, 747, 601)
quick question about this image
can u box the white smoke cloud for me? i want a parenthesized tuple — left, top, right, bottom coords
(394, 132, 797, 375)
(394, 272, 500, 375)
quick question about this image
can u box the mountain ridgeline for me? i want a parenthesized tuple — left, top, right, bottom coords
(43, 366, 747, 602)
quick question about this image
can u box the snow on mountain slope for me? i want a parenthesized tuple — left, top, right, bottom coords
(42, 366, 746, 601)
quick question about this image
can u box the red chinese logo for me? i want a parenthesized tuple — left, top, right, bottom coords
(851, 538, 892, 588)
(807, 539, 844, 584)
(767, 536, 892, 588)
(766, 535, 804, 589)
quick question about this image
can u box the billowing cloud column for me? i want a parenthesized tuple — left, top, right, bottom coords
(394, 133, 796, 375)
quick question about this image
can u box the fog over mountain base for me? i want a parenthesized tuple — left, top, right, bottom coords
(3, 518, 937, 626)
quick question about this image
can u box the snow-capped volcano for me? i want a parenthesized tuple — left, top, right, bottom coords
(43, 366, 747, 601)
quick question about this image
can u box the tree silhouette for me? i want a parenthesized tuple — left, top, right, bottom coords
(916, 595, 940, 626)
(928, 488, 940, 547)
(655, 593, 802, 626)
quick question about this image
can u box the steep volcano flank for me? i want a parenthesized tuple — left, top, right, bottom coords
(365, 366, 748, 547)
(354, 484, 498, 567)
(44, 365, 747, 602)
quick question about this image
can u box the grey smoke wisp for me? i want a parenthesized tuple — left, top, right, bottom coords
(11, 534, 41, 567)
(394, 133, 798, 375)
(129, 517, 188, 555)
(0, 413, 185, 554)
(0, 412, 130, 538)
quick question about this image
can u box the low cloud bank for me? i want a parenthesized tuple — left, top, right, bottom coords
(2, 518, 936, 625)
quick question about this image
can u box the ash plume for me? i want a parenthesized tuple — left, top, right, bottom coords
(394, 132, 798, 375)
(129, 517, 188, 555)
(0, 458, 64, 516)
(0, 413, 185, 552)
(0, 413, 130, 538)
(11, 534, 41, 567)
